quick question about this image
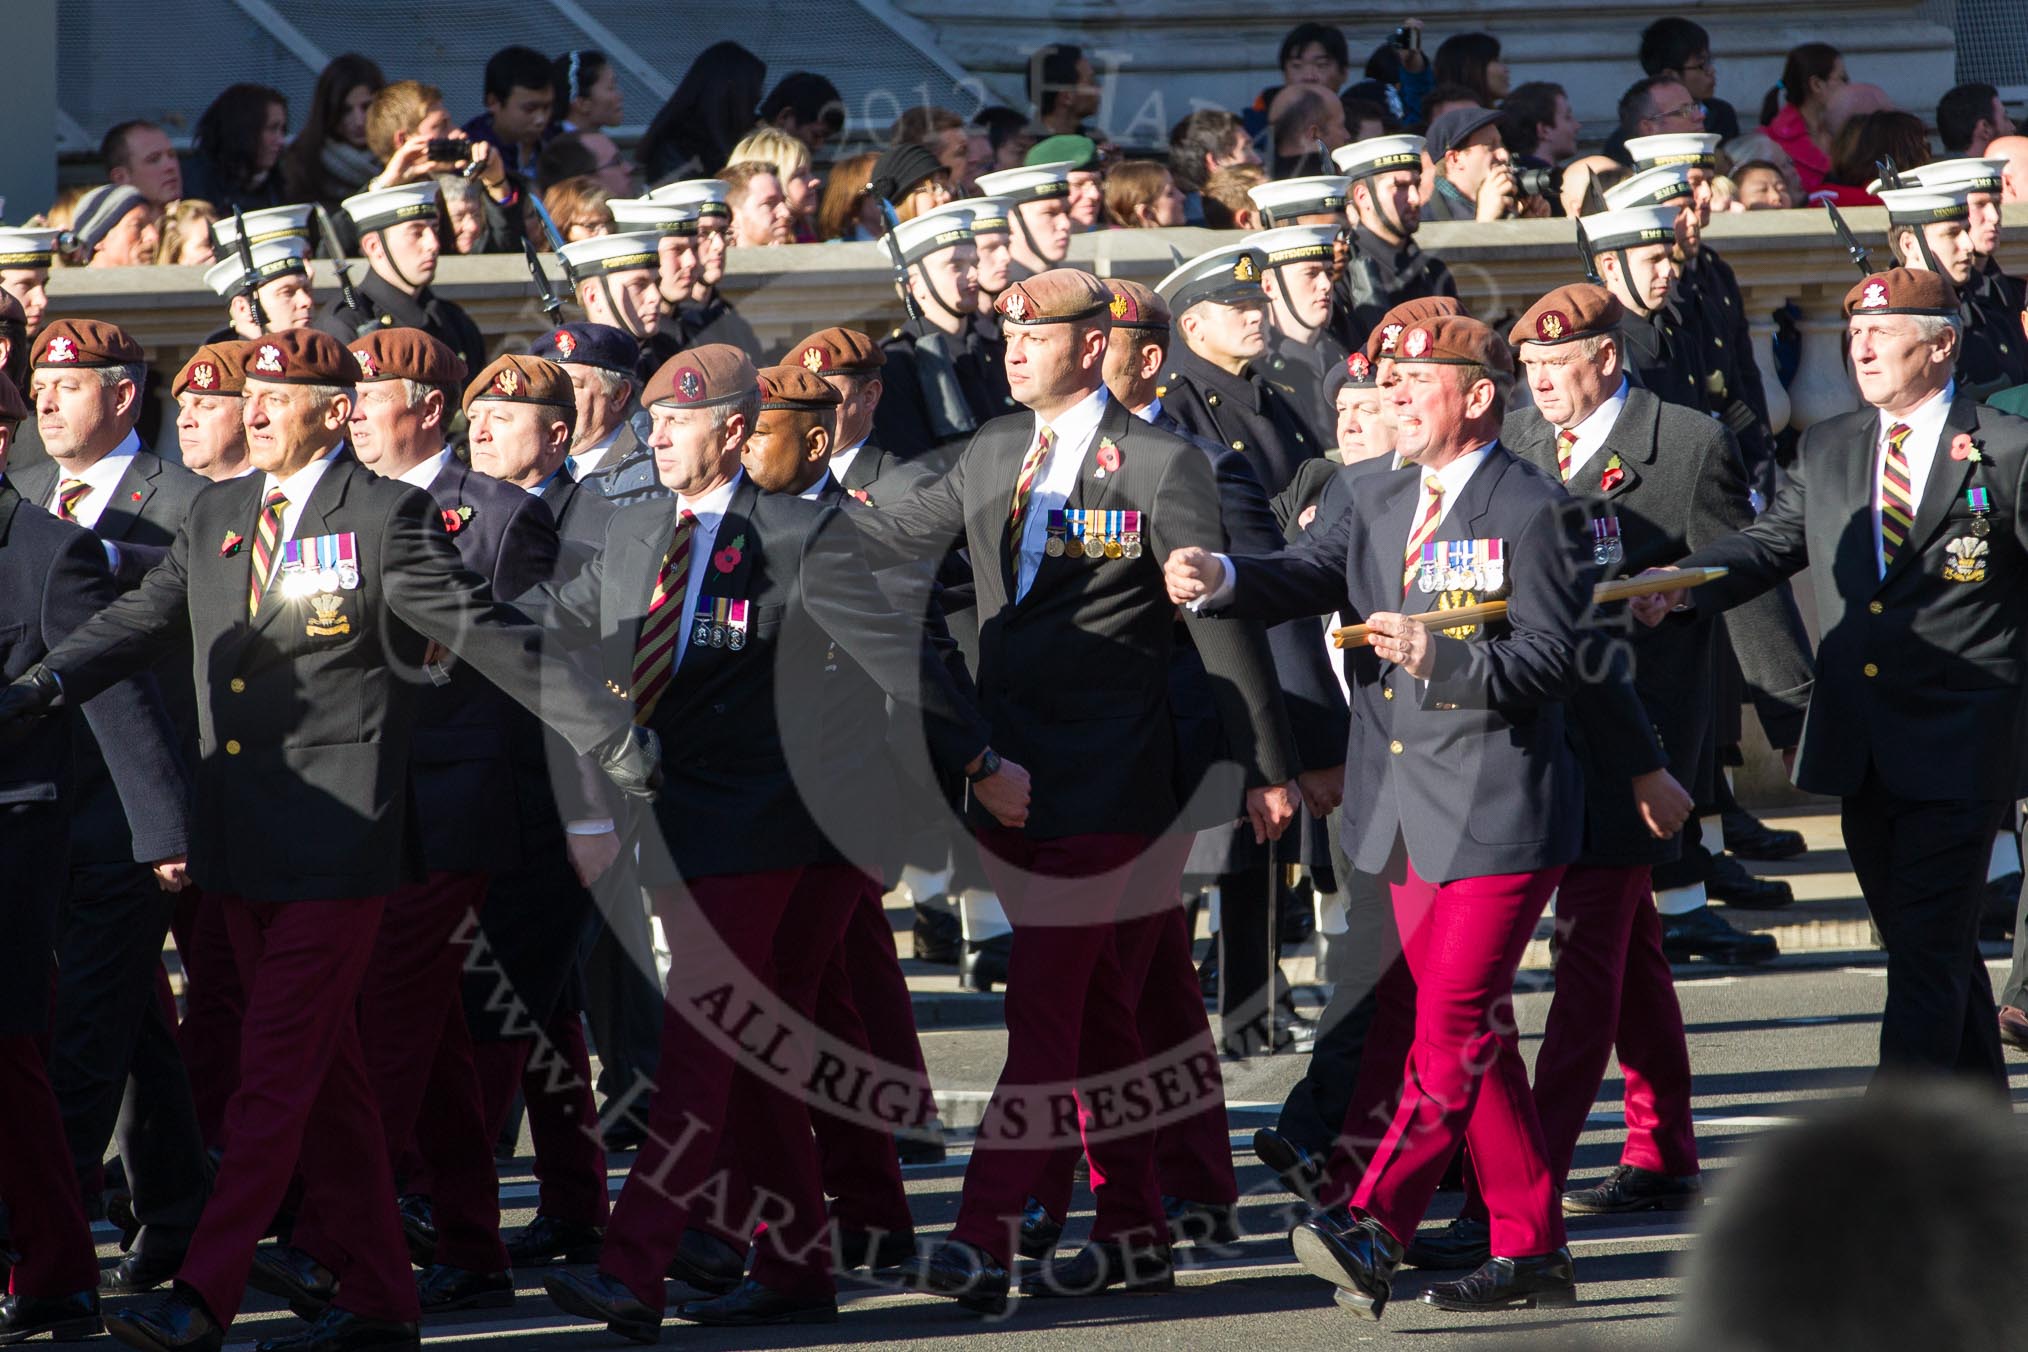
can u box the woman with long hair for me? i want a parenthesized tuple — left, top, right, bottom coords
(1758, 42, 1846, 197)
(726, 126, 822, 242)
(156, 199, 219, 266)
(634, 41, 767, 187)
(279, 54, 386, 211)
(816, 150, 881, 241)
(1432, 31, 1511, 106)
(1103, 161, 1186, 227)
(553, 49, 624, 133)
(1819, 109, 1929, 207)
(183, 83, 291, 213)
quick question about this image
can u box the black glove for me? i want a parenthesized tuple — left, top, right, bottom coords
(594, 723, 662, 800)
(0, 665, 62, 742)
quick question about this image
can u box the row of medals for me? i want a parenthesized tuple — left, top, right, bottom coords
(1046, 529, 1143, 560)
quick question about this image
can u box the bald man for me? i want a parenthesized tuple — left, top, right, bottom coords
(1989, 135, 2028, 204)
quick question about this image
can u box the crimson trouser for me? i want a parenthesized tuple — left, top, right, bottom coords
(171, 888, 246, 1148)
(1456, 865, 1698, 1220)
(951, 832, 1188, 1267)
(175, 895, 419, 1325)
(600, 864, 863, 1309)
(0, 1035, 100, 1298)
(467, 1007, 610, 1229)
(1332, 853, 1567, 1259)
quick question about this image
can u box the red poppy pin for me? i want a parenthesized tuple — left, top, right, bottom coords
(1094, 438, 1121, 479)
(131, 491, 143, 501)
(1599, 453, 1626, 492)
(441, 504, 474, 534)
(1950, 432, 1983, 463)
(219, 530, 244, 557)
(847, 488, 871, 505)
(713, 533, 746, 574)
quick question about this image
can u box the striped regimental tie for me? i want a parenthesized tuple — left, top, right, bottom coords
(246, 489, 288, 616)
(56, 478, 91, 521)
(1555, 428, 1577, 482)
(1402, 474, 1446, 595)
(1007, 425, 1054, 554)
(627, 509, 698, 724)
(1878, 422, 1916, 571)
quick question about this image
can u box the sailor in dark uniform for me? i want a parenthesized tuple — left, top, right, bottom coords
(950, 196, 1019, 417)
(203, 206, 319, 344)
(607, 196, 702, 374)
(312, 183, 487, 377)
(651, 179, 764, 360)
(1580, 201, 1704, 411)
(972, 162, 1075, 285)
(1881, 162, 2028, 401)
(873, 201, 1004, 468)
(1246, 223, 1352, 435)
(1328, 134, 1460, 358)
(556, 232, 667, 386)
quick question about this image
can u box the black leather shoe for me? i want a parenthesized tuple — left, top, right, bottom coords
(1706, 855, 1795, 909)
(674, 1279, 836, 1326)
(1020, 1239, 1174, 1297)
(896, 1119, 947, 1166)
(0, 1290, 100, 1345)
(1405, 1215, 1490, 1270)
(1720, 809, 1807, 861)
(1562, 1164, 1701, 1215)
(415, 1266, 514, 1314)
(250, 1307, 420, 1352)
(396, 1196, 435, 1269)
(1251, 1127, 1325, 1202)
(665, 1230, 743, 1295)
(876, 1238, 1009, 1315)
(1419, 1249, 1577, 1312)
(912, 904, 961, 964)
(834, 1226, 915, 1273)
(247, 1245, 337, 1321)
(506, 1214, 604, 1268)
(1660, 905, 1778, 964)
(957, 936, 1010, 993)
(1164, 1196, 1239, 1247)
(102, 1248, 185, 1295)
(104, 1289, 222, 1352)
(1017, 1198, 1063, 1260)
(1288, 1209, 1401, 1321)
(542, 1270, 659, 1345)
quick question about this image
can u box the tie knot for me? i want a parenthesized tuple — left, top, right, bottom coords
(1556, 428, 1577, 448)
(678, 508, 697, 526)
(1887, 422, 1912, 447)
(1038, 425, 1055, 450)
(262, 488, 288, 510)
(1423, 474, 1445, 497)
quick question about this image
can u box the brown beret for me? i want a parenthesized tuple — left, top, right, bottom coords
(173, 341, 253, 399)
(32, 318, 144, 370)
(464, 354, 574, 414)
(995, 267, 1112, 326)
(1509, 283, 1625, 348)
(0, 376, 27, 425)
(1390, 314, 1513, 375)
(791, 326, 884, 376)
(756, 365, 843, 412)
(1845, 266, 1960, 318)
(1104, 279, 1171, 332)
(1364, 296, 1464, 361)
(350, 327, 468, 390)
(242, 329, 358, 386)
(641, 343, 757, 410)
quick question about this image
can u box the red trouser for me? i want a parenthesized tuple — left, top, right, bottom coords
(950, 832, 1183, 1267)
(1339, 856, 1567, 1259)
(1033, 898, 1236, 1222)
(176, 895, 420, 1325)
(171, 887, 246, 1148)
(600, 864, 862, 1309)
(469, 1009, 610, 1228)
(0, 1035, 100, 1297)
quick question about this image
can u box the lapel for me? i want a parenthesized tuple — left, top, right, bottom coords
(984, 415, 1039, 602)
(244, 452, 357, 643)
(93, 449, 157, 543)
(1879, 394, 1979, 593)
(841, 443, 881, 493)
(1068, 392, 1131, 516)
(1367, 460, 1426, 614)
(1584, 389, 1651, 503)
(1506, 413, 1558, 480)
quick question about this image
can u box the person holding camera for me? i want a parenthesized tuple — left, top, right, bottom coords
(1421, 107, 1523, 222)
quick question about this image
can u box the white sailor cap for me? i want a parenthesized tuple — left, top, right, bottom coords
(1580, 204, 1680, 251)
(341, 182, 440, 233)
(973, 161, 1074, 203)
(1241, 223, 1339, 269)
(0, 227, 61, 269)
(1331, 134, 1426, 181)
(203, 238, 312, 298)
(210, 203, 315, 251)
(557, 231, 663, 277)
(647, 179, 731, 220)
(1625, 133, 1721, 171)
(1895, 157, 2007, 198)
(889, 200, 975, 264)
(1872, 184, 1970, 226)
(608, 197, 702, 236)
(950, 195, 1012, 236)
(1603, 165, 1695, 211)
(1155, 244, 1267, 313)
(1246, 175, 1350, 225)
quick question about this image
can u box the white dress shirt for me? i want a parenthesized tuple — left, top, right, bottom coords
(43, 429, 140, 531)
(1873, 380, 1955, 576)
(396, 448, 450, 491)
(667, 471, 742, 672)
(1558, 379, 1630, 481)
(828, 437, 867, 485)
(1014, 385, 1110, 600)
(570, 424, 625, 477)
(797, 472, 833, 501)
(1135, 396, 1163, 424)
(259, 447, 344, 542)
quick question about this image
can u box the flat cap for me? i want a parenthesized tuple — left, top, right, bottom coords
(173, 340, 253, 399)
(349, 328, 467, 388)
(1364, 296, 1463, 361)
(1845, 267, 1959, 318)
(0, 374, 28, 424)
(1510, 283, 1625, 347)
(71, 185, 151, 256)
(995, 267, 1113, 326)
(243, 329, 358, 386)
(642, 343, 757, 409)
(1426, 106, 1504, 160)
(1154, 245, 1266, 314)
(530, 322, 640, 376)
(464, 354, 575, 413)
(33, 318, 145, 369)
(1104, 279, 1170, 332)
(1027, 135, 1102, 172)
(870, 143, 948, 204)
(757, 365, 843, 412)
(1389, 313, 1513, 376)
(791, 326, 885, 376)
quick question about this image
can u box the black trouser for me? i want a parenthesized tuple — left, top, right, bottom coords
(1275, 812, 1397, 1153)
(1215, 859, 1280, 1047)
(576, 858, 663, 1118)
(50, 861, 208, 1258)
(1840, 772, 2008, 1088)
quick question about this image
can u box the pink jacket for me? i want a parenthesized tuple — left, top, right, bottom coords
(1764, 103, 1830, 196)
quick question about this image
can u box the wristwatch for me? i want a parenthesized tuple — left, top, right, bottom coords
(966, 748, 1002, 783)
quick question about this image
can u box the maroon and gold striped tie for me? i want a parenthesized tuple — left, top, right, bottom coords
(1007, 425, 1054, 549)
(56, 478, 90, 521)
(1402, 475, 1446, 595)
(246, 489, 288, 616)
(1555, 428, 1577, 482)
(628, 509, 697, 724)
(1879, 422, 1916, 571)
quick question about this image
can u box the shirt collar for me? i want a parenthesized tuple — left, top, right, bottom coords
(678, 469, 742, 520)
(396, 448, 450, 490)
(1038, 384, 1109, 446)
(66, 429, 142, 492)
(1877, 380, 1955, 440)
(1425, 442, 1495, 500)
(264, 446, 343, 508)
(570, 423, 624, 473)
(1134, 396, 1162, 423)
(797, 472, 833, 501)
(1566, 379, 1630, 440)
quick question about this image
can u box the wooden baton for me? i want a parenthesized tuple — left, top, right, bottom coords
(1328, 567, 1729, 649)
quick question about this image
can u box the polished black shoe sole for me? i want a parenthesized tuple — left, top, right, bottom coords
(1419, 1283, 1578, 1312)
(1290, 1226, 1388, 1319)
(101, 1314, 212, 1352)
(541, 1278, 659, 1345)
(0, 1314, 104, 1346)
